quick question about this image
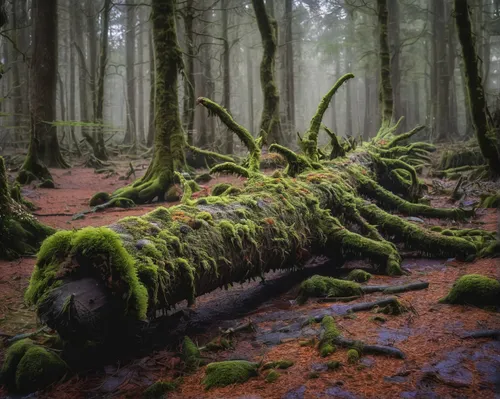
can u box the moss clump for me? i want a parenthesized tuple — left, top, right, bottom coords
(319, 316, 340, 357)
(203, 360, 259, 389)
(440, 274, 500, 307)
(182, 336, 200, 371)
(14, 346, 67, 393)
(346, 269, 372, 283)
(211, 183, 232, 196)
(262, 360, 294, 370)
(378, 300, 407, 315)
(347, 349, 360, 364)
(479, 193, 500, 208)
(89, 191, 110, 207)
(308, 371, 320, 379)
(297, 275, 362, 304)
(144, 380, 177, 399)
(327, 360, 341, 371)
(265, 369, 279, 383)
(204, 337, 231, 352)
(0, 339, 35, 389)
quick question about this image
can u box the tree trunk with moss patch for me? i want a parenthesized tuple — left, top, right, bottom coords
(252, 0, 283, 145)
(106, 0, 185, 204)
(182, 0, 195, 146)
(454, 0, 500, 175)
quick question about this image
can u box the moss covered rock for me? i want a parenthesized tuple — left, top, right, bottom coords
(347, 349, 360, 364)
(203, 360, 259, 389)
(319, 316, 340, 357)
(297, 275, 362, 304)
(0, 339, 34, 389)
(346, 269, 372, 283)
(440, 274, 500, 307)
(89, 192, 111, 207)
(265, 369, 279, 383)
(1, 342, 68, 393)
(211, 183, 232, 196)
(182, 336, 200, 371)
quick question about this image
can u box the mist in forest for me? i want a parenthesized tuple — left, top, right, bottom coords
(2, 0, 499, 155)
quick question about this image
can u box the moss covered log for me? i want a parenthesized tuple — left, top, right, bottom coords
(0, 157, 54, 259)
(25, 76, 497, 343)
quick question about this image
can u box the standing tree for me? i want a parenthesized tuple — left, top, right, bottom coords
(252, 0, 283, 145)
(182, 0, 196, 146)
(18, 0, 68, 184)
(123, 1, 137, 147)
(454, 0, 500, 175)
(221, 0, 232, 153)
(95, 0, 186, 203)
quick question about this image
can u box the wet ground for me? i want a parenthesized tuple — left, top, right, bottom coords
(0, 164, 499, 399)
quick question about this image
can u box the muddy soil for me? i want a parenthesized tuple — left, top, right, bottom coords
(0, 164, 498, 399)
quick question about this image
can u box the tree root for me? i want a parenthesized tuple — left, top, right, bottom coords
(332, 336, 405, 359)
(460, 330, 500, 339)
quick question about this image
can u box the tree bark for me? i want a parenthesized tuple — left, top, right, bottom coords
(182, 0, 196, 146)
(221, 0, 232, 153)
(388, 0, 402, 127)
(377, 0, 393, 130)
(92, 0, 112, 161)
(24, 0, 68, 171)
(123, 1, 137, 146)
(284, 0, 295, 136)
(147, 29, 155, 147)
(252, 0, 283, 145)
(435, 0, 450, 142)
(454, 0, 500, 174)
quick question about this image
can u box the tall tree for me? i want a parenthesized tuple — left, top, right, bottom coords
(221, 0, 232, 153)
(103, 0, 186, 203)
(252, 0, 283, 144)
(283, 0, 295, 135)
(388, 0, 402, 127)
(18, 0, 68, 183)
(182, 0, 196, 146)
(454, 0, 500, 174)
(123, 1, 137, 146)
(377, 0, 394, 132)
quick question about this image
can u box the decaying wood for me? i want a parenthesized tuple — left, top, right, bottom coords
(361, 281, 429, 294)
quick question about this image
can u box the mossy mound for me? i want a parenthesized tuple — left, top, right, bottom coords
(297, 275, 362, 304)
(327, 360, 342, 370)
(1, 339, 67, 393)
(319, 316, 340, 357)
(203, 360, 259, 389)
(144, 380, 177, 399)
(346, 269, 372, 283)
(347, 349, 360, 364)
(165, 185, 180, 202)
(440, 274, 500, 307)
(194, 173, 212, 184)
(204, 337, 232, 352)
(479, 193, 500, 208)
(38, 179, 55, 189)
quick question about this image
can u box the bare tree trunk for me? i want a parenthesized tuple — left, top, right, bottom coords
(435, 0, 450, 142)
(147, 29, 155, 147)
(221, 0, 233, 153)
(92, 0, 112, 160)
(377, 0, 393, 130)
(182, 0, 195, 146)
(388, 0, 402, 127)
(137, 6, 146, 144)
(284, 0, 295, 136)
(10, 3, 23, 140)
(123, 1, 137, 146)
(86, 0, 97, 122)
(247, 46, 254, 135)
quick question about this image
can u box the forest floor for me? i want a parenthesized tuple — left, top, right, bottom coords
(0, 162, 499, 399)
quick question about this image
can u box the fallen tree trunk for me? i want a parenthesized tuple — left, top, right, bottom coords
(361, 281, 429, 294)
(25, 82, 496, 344)
(333, 336, 405, 359)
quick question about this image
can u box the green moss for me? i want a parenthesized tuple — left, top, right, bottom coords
(194, 173, 213, 184)
(0, 339, 35, 389)
(308, 371, 320, 379)
(327, 360, 341, 371)
(89, 192, 110, 207)
(346, 269, 372, 283)
(15, 346, 67, 393)
(262, 360, 294, 370)
(378, 300, 407, 315)
(203, 360, 259, 389)
(38, 179, 55, 189)
(144, 380, 177, 399)
(347, 349, 360, 364)
(297, 275, 362, 304)
(265, 369, 279, 383)
(25, 227, 148, 320)
(479, 193, 500, 208)
(204, 337, 231, 352)
(211, 183, 232, 196)
(318, 316, 340, 357)
(182, 336, 200, 371)
(440, 274, 500, 307)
